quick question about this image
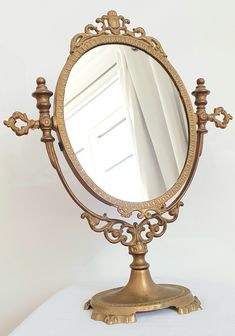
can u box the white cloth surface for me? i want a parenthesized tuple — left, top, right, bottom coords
(9, 281, 235, 336)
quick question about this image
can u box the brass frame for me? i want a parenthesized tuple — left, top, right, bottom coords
(54, 12, 197, 217)
(4, 10, 232, 324)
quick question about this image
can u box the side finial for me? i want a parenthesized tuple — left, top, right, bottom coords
(192, 78, 210, 134)
(32, 77, 54, 143)
(192, 78, 232, 133)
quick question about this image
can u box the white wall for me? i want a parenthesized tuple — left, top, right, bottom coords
(1, 0, 235, 335)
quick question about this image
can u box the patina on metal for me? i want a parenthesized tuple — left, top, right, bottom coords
(4, 10, 232, 324)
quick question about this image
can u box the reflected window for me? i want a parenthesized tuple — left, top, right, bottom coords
(64, 51, 144, 200)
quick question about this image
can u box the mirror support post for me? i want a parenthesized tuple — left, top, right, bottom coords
(4, 77, 55, 142)
(192, 78, 232, 156)
(32, 77, 55, 143)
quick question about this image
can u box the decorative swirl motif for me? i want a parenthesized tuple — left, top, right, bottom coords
(70, 10, 166, 57)
(117, 207, 155, 219)
(208, 107, 233, 129)
(81, 201, 183, 247)
(4, 112, 39, 136)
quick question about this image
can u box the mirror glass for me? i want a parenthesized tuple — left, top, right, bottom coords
(64, 45, 188, 202)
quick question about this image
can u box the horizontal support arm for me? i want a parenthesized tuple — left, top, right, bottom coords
(4, 77, 55, 142)
(192, 78, 232, 134)
(208, 106, 232, 129)
(4, 112, 39, 136)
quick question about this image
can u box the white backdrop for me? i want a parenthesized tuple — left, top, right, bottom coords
(1, 0, 235, 335)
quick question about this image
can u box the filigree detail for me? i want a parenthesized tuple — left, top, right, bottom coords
(4, 112, 39, 136)
(117, 207, 132, 218)
(117, 207, 155, 219)
(81, 202, 183, 247)
(70, 10, 166, 56)
(208, 107, 233, 129)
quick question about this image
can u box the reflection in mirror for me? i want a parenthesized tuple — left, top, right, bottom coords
(64, 45, 188, 202)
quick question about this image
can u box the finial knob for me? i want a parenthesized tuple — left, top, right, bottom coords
(197, 78, 205, 85)
(36, 77, 46, 85)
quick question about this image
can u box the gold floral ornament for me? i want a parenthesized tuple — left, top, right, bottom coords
(70, 10, 166, 56)
(4, 112, 39, 136)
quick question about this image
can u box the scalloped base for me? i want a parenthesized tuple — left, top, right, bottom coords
(84, 284, 202, 324)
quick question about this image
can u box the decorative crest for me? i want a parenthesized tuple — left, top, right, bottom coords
(70, 10, 166, 56)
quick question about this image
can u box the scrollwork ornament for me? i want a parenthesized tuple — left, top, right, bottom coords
(208, 107, 233, 129)
(81, 201, 183, 247)
(4, 112, 39, 136)
(70, 10, 166, 57)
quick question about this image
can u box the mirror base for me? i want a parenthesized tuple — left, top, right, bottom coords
(84, 244, 201, 324)
(84, 284, 201, 324)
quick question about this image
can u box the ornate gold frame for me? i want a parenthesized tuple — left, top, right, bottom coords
(4, 10, 232, 324)
(54, 11, 197, 217)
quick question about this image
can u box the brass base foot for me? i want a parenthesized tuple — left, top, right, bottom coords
(85, 284, 202, 324)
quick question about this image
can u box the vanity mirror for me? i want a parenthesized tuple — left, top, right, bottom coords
(4, 10, 232, 324)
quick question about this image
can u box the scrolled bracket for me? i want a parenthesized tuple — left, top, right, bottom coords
(81, 201, 183, 248)
(4, 111, 39, 136)
(208, 107, 232, 129)
(32, 77, 55, 143)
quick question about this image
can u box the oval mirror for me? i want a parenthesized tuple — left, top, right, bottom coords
(55, 35, 197, 214)
(63, 45, 188, 203)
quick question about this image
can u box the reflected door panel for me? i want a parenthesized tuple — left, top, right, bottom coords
(64, 45, 188, 202)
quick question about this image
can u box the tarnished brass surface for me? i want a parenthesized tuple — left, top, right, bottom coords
(88, 287, 201, 324)
(85, 243, 201, 324)
(3, 10, 231, 325)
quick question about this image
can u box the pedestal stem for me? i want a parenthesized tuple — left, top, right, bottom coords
(129, 243, 149, 270)
(126, 243, 156, 297)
